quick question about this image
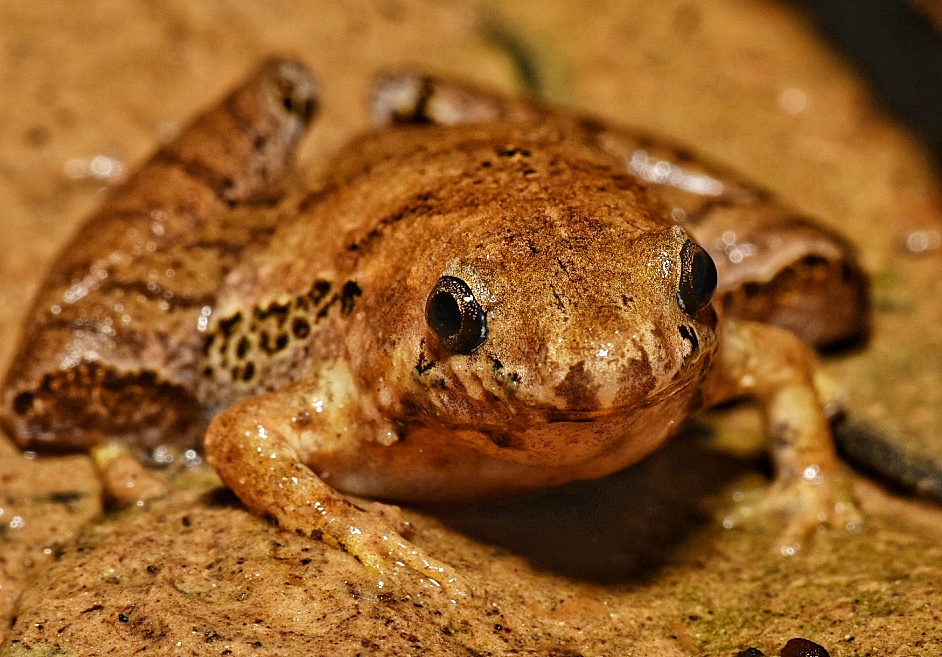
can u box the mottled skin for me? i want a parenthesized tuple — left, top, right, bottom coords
(1, 59, 317, 449)
(0, 60, 868, 588)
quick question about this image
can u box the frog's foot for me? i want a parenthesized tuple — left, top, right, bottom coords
(705, 319, 863, 552)
(254, 484, 468, 598)
(348, 496, 415, 538)
(91, 442, 171, 507)
(812, 368, 847, 420)
(757, 469, 862, 555)
(300, 502, 465, 597)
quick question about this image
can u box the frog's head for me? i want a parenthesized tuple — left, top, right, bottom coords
(402, 212, 719, 466)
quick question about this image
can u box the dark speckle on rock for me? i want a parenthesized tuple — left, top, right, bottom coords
(737, 648, 766, 657)
(780, 637, 830, 657)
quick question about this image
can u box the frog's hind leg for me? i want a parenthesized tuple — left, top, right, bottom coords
(1, 58, 318, 450)
(683, 204, 870, 350)
(371, 71, 549, 127)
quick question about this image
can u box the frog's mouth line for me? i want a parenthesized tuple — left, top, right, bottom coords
(537, 373, 701, 424)
(429, 370, 701, 434)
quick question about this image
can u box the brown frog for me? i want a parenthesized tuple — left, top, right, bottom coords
(0, 58, 868, 589)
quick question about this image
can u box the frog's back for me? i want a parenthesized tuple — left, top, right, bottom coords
(198, 120, 675, 409)
(221, 120, 670, 301)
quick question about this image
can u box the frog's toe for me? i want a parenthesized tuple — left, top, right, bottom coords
(812, 369, 848, 419)
(341, 521, 470, 599)
(350, 497, 414, 537)
(758, 470, 862, 555)
(92, 443, 171, 507)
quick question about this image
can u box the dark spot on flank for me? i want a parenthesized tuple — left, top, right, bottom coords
(235, 336, 251, 359)
(742, 281, 761, 298)
(305, 280, 332, 307)
(772, 421, 799, 447)
(241, 362, 256, 382)
(316, 297, 335, 320)
(292, 318, 311, 339)
(217, 312, 243, 341)
(678, 325, 699, 352)
(25, 124, 50, 147)
(487, 430, 519, 449)
(259, 331, 289, 355)
(202, 334, 215, 356)
(340, 281, 362, 316)
(490, 357, 521, 384)
(202, 367, 214, 378)
(12, 391, 35, 416)
(415, 351, 435, 375)
(256, 301, 290, 327)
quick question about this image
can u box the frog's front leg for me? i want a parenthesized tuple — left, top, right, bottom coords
(203, 385, 466, 596)
(703, 318, 861, 552)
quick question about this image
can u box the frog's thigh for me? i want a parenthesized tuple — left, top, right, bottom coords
(371, 71, 545, 126)
(203, 391, 460, 591)
(703, 318, 860, 543)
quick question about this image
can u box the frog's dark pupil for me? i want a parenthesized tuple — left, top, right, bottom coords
(428, 292, 462, 337)
(425, 276, 487, 355)
(677, 241, 717, 317)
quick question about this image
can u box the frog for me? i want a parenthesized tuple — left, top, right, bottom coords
(0, 57, 869, 590)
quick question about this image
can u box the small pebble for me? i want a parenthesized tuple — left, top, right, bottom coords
(736, 648, 765, 657)
(780, 637, 830, 657)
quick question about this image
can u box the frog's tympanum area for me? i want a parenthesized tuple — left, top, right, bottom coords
(0, 58, 870, 588)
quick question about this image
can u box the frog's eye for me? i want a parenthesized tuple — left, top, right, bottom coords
(426, 276, 487, 355)
(677, 241, 717, 317)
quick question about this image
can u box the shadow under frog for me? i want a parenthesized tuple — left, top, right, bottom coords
(428, 423, 758, 583)
(0, 58, 870, 590)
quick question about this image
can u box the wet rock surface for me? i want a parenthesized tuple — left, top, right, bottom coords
(1, 1, 941, 655)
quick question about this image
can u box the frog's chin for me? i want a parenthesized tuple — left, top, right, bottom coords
(428, 376, 703, 470)
(514, 375, 696, 424)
